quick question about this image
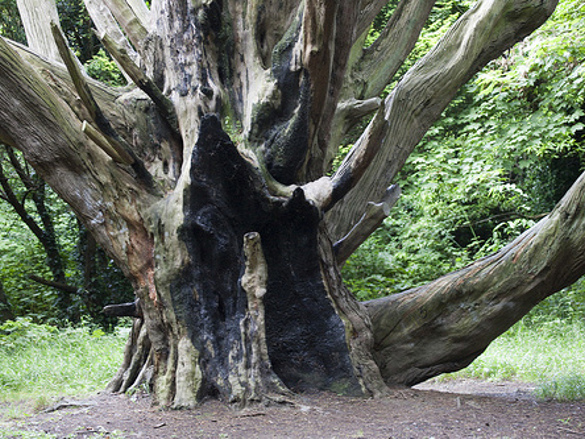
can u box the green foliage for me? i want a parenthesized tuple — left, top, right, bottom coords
(0, 0, 25, 43)
(85, 49, 127, 87)
(0, 146, 133, 327)
(0, 202, 62, 323)
(56, 0, 98, 63)
(0, 319, 127, 402)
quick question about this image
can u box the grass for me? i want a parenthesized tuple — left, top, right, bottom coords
(441, 319, 585, 401)
(0, 319, 127, 413)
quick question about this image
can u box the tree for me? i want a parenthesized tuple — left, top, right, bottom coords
(0, 143, 133, 326)
(0, 278, 14, 322)
(0, 0, 574, 407)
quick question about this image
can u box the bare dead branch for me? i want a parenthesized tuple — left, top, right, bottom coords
(356, 0, 393, 38)
(50, 22, 99, 121)
(82, 121, 134, 165)
(50, 22, 156, 186)
(29, 274, 79, 294)
(99, 32, 180, 136)
(337, 97, 382, 128)
(84, 0, 140, 82)
(354, 0, 437, 100)
(15, 0, 60, 62)
(103, 299, 143, 318)
(101, 0, 150, 51)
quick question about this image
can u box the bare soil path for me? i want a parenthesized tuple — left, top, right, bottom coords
(4, 379, 585, 438)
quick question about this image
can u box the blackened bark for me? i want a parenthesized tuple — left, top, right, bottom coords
(171, 115, 361, 398)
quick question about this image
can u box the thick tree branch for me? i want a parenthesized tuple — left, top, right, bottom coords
(0, 36, 160, 282)
(99, 32, 180, 136)
(323, 0, 434, 178)
(15, 0, 60, 62)
(327, 0, 559, 241)
(354, 0, 437, 100)
(366, 169, 585, 386)
(84, 0, 139, 84)
(81, 121, 134, 165)
(50, 22, 99, 120)
(6, 39, 178, 185)
(51, 23, 155, 186)
(101, 0, 150, 51)
(356, 0, 394, 39)
(302, 1, 363, 179)
(29, 274, 79, 294)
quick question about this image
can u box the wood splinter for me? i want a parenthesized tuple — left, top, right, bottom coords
(82, 121, 134, 165)
(334, 184, 401, 266)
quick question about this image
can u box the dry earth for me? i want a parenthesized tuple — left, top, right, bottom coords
(3, 379, 585, 438)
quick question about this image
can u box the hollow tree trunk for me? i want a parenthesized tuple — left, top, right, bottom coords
(0, 0, 564, 408)
(129, 115, 385, 405)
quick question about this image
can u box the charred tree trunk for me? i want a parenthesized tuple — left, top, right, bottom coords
(0, 0, 566, 408)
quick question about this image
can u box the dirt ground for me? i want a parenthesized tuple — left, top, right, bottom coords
(4, 379, 585, 438)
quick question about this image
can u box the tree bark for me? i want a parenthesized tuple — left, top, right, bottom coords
(0, 0, 566, 408)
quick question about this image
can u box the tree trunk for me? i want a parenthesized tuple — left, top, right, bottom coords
(120, 115, 385, 405)
(0, 279, 14, 322)
(0, 0, 565, 407)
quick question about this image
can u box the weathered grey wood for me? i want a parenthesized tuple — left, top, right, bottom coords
(85, 0, 139, 82)
(334, 185, 401, 266)
(101, 0, 149, 51)
(15, 0, 60, 62)
(99, 32, 179, 135)
(352, 0, 437, 100)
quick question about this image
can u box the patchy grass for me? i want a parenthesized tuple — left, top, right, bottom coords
(441, 319, 585, 400)
(0, 319, 127, 417)
(0, 426, 128, 438)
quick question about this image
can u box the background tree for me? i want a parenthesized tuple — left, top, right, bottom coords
(0, 0, 130, 327)
(0, 144, 133, 326)
(1, 0, 580, 408)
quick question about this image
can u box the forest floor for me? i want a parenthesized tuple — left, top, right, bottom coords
(3, 379, 585, 438)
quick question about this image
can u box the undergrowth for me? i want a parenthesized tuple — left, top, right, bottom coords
(0, 318, 127, 407)
(439, 293, 585, 401)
